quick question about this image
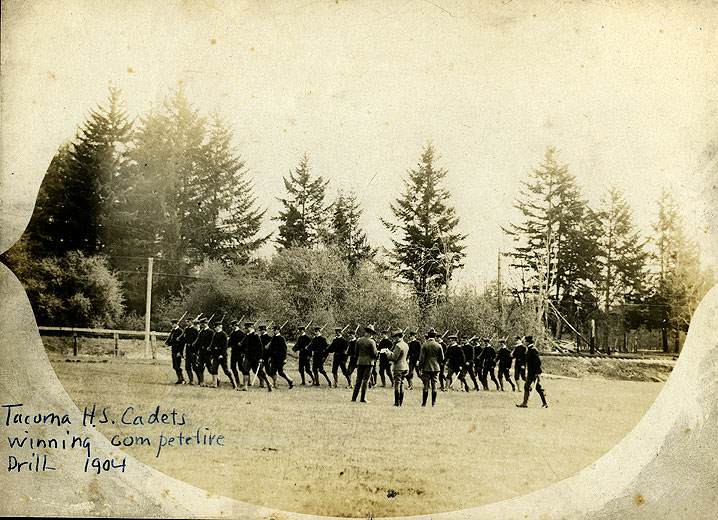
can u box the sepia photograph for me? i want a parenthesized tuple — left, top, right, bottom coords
(1, 0, 717, 518)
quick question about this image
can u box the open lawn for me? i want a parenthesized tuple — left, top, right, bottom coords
(49, 357, 664, 518)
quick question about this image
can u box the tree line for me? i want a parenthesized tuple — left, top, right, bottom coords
(2, 87, 714, 352)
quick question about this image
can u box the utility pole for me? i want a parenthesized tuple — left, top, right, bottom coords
(497, 248, 503, 334)
(144, 257, 153, 359)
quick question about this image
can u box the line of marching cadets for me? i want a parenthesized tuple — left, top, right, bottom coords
(165, 317, 549, 409)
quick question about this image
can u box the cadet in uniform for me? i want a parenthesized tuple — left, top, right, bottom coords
(267, 325, 293, 389)
(310, 327, 332, 387)
(228, 320, 245, 389)
(496, 339, 516, 391)
(437, 335, 447, 391)
(445, 335, 468, 391)
(384, 329, 409, 406)
(406, 331, 421, 390)
(377, 331, 394, 387)
(351, 325, 378, 403)
(419, 329, 443, 406)
(512, 336, 527, 386)
(461, 336, 480, 391)
(292, 326, 313, 385)
(259, 325, 272, 388)
(329, 328, 351, 388)
(182, 319, 200, 385)
(472, 336, 484, 389)
(166, 319, 185, 384)
(210, 323, 236, 389)
(479, 338, 500, 390)
(241, 322, 272, 392)
(195, 318, 215, 386)
(517, 336, 547, 408)
(345, 330, 358, 388)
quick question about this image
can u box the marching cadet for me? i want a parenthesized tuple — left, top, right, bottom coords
(228, 320, 245, 389)
(377, 330, 394, 388)
(496, 339, 516, 391)
(241, 322, 272, 392)
(310, 327, 332, 387)
(516, 336, 548, 408)
(210, 322, 236, 389)
(351, 325, 378, 403)
(329, 328, 351, 388)
(195, 318, 215, 386)
(267, 325, 294, 389)
(461, 336, 480, 391)
(437, 335, 447, 391)
(166, 319, 185, 384)
(472, 336, 484, 389)
(512, 336, 527, 386)
(182, 319, 200, 385)
(258, 325, 272, 388)
(292, 326, 314, 386)
(383, 329, 409, 406)
(345, 329, 358, 388)
(478, 338, 500, 390)
(418, 329, 443, 406)
(445, 335, 469, 392)
(406, 331, 422, 390)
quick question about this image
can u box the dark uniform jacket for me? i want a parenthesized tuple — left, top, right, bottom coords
(356, 336, 378, 365)
(166, 327, 183, 348)
(196, 327, 215, 353)
(182, 326, 199, 350)
(329, 336, 349, 357)
(228, 329, 246, 354)
(378, 337, 393, 364)
(260, 333, 272, 362)
(244, 332, 263, 363)
(512, 344, 527, 364)
(526, 345, 542, 377)
(461, 343, 474, 366)
(211, 330, 228, 357)
(418, 339, 444, 372)
(348, 337, 358, 360)
(479, 345, 496, 367)
(268, 334, 288, 364)
(446, 343, 465, 370)
(310, 335, 329, 363)
(496, 346, 512, 369)
(408, 339, 421, 362)
(473, 344, 483, 366)
(293, 334, 311, 354)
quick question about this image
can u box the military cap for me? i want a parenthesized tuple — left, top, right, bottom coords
(314, 326, 321, 331)
(499, 338, 506, 344)
(364, 325, 376, 334)
(392, 329, 404, 338)
(409, 331, 418, 336)
(244, 322, 254, 327)
(200, 318, 208, 323)
(258, 325, 267, 331)
(171, 319, 178, 324)
(448, 334, 458, 340)
(335, 327, 342, 333)
(297, 325, 305, 331)
(525, 335, 534, 344)
(426, 328, 437, 338)
(230, 319, 238, 326)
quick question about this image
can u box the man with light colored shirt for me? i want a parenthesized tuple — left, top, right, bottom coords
(383, 329, 409, 406)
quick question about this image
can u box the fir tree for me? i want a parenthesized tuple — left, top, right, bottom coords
(328, 189, 374, 272)
(383, 142, 466, 308)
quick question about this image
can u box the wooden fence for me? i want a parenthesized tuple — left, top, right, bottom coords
(38, 326, 169, 359)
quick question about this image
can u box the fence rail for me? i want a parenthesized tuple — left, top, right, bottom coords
(38, 326, 169, 358)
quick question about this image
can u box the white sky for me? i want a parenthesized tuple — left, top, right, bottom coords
(2, 0, 717, 287)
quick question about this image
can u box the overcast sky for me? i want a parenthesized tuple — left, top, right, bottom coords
(2, 0, 717, 287)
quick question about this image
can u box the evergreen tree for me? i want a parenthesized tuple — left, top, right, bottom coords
(503, 147, 600, 334)
(596, 186, 649, 349)
(274, 153, 329, 249)
(383, 142, 466, 308)
(328, 189, 374, 272)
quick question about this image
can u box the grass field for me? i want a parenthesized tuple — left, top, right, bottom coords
(49, 355, 665, 518)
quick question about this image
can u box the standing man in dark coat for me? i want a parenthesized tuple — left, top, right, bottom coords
(406, 331, 421, 390)
(228, 320, 245, 390)
(181, 319, 200, 385)
(479, 338, 500, 390)
(267, 325, 293, 389)
(240, 322, 272, 392)
(195, 318, 215, 386)
(292, 326, 313, 386)
(437, 335, 448, 391)
(517, 336, 547, 408)
(345, 329, 359, 388)
(377, 330, 394, 387)
(472, 336, 484, 389)
(351, 325, 378, 403)
(512, 336, 527, 386)
(211, 323, 236, 389)
(258, 325, 272, 388)
(461, 336, 480, 391)
(496, 339, 516, 391)
(384, 329, 409, 406)
(419, 328, 444, 406)
(166, 319, 185, 384)
(329, 328, 351, 388)
(310, 327, 332, 387)
(445, 335, 469, 391)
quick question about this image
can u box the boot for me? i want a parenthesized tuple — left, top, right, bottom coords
(394, 389, 400, 406)
(421, 390, 428, 406)
(399, 390, 404, 406)
(538, 388, 547, 407)
(431, 391, 437, 406)
(517, 387, 530, 407)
